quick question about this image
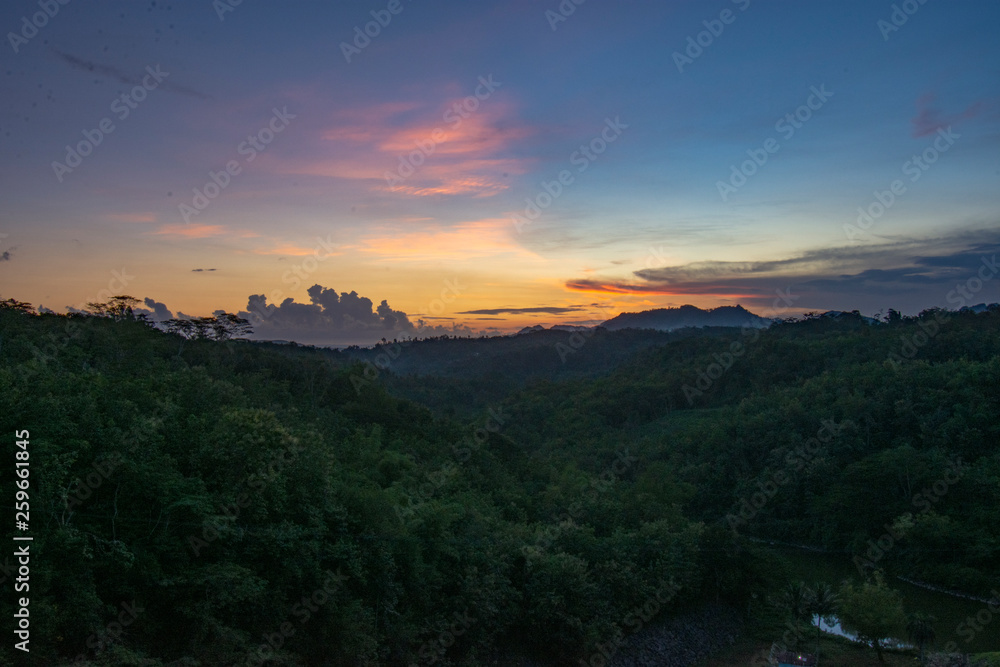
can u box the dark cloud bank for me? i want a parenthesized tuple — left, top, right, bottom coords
(569, 228, 1000, 315)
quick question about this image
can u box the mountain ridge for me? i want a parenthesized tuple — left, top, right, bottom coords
(600, 304, 771, 332)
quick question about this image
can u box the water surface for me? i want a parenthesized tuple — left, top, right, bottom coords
(773, 546, 999, 653)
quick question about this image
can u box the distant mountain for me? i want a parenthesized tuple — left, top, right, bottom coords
(600, 304, 771, 332)
(960, 302, 998, 314)
(516, 324, 592, 335)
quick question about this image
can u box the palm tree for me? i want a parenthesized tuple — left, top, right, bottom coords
(782, 581, 811, 622)
(906, 612, 936, 665)
(807, 583, 839, 666)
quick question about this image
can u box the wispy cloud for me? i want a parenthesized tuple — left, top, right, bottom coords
(255, 244, 341, 257)
(154, 224, 226, 238)
(281, 94, 532, 197)
(154, 224, 258, 239)
(566, 280, 707, 297)
(53, 50, 210, 99)
(457, 305, 587, 315)
(565, 228, 1000, 313)
(911, 92, 983, 137)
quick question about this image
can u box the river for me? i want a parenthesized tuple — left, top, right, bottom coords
(772, 546, 1000, 654)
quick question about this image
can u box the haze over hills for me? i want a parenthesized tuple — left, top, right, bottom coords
(339, 305, 780, 387)
(600, 304, 772, 332)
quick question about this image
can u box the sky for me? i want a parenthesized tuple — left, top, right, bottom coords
(1, 0, 999, 345)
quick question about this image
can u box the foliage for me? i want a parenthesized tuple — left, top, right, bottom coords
(163, 312, 254, 341)
(838, 576, 906, 662)
(86, 295, 144, 321)
(0, 308, 729, 665)
(0, 297, 34, 313)
(2, 305, 998, 664)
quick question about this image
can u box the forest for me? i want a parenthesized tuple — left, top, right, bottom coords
(0, 297, 998, 665)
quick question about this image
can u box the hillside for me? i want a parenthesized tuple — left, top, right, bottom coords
(2, 304, 999, 664)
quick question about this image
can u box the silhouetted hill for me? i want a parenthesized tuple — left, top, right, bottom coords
(600, 304, 771, 331)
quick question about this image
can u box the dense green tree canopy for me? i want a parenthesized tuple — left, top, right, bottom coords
(1, 304, 997, 664)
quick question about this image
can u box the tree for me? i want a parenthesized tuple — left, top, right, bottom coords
(210, 312, 253, 340)
(906, 612, 936, 665)
(163, 313, 252, 341)
(0, 297, 34, 313)
(163, 318, 195, 339)
(86, 295, 141, 320)
(837, 576, 906, 663)
(781, 580, 812, 626)
(807, 583, 839, 665)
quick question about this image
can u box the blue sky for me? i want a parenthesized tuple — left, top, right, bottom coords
(1, 0, 999, 344)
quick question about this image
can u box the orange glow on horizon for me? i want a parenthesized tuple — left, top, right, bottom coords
(255, 245, 343, 257)
(358, 218, 542, 261)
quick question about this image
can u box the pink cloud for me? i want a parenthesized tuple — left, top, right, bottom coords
(281, 94, 533, 197)
(255, 244, 341, 257)
(911, 92, 983, 137)
(154, 224, 227, 239)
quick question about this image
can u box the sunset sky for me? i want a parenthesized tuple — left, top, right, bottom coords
(2, 0, 999, 344)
